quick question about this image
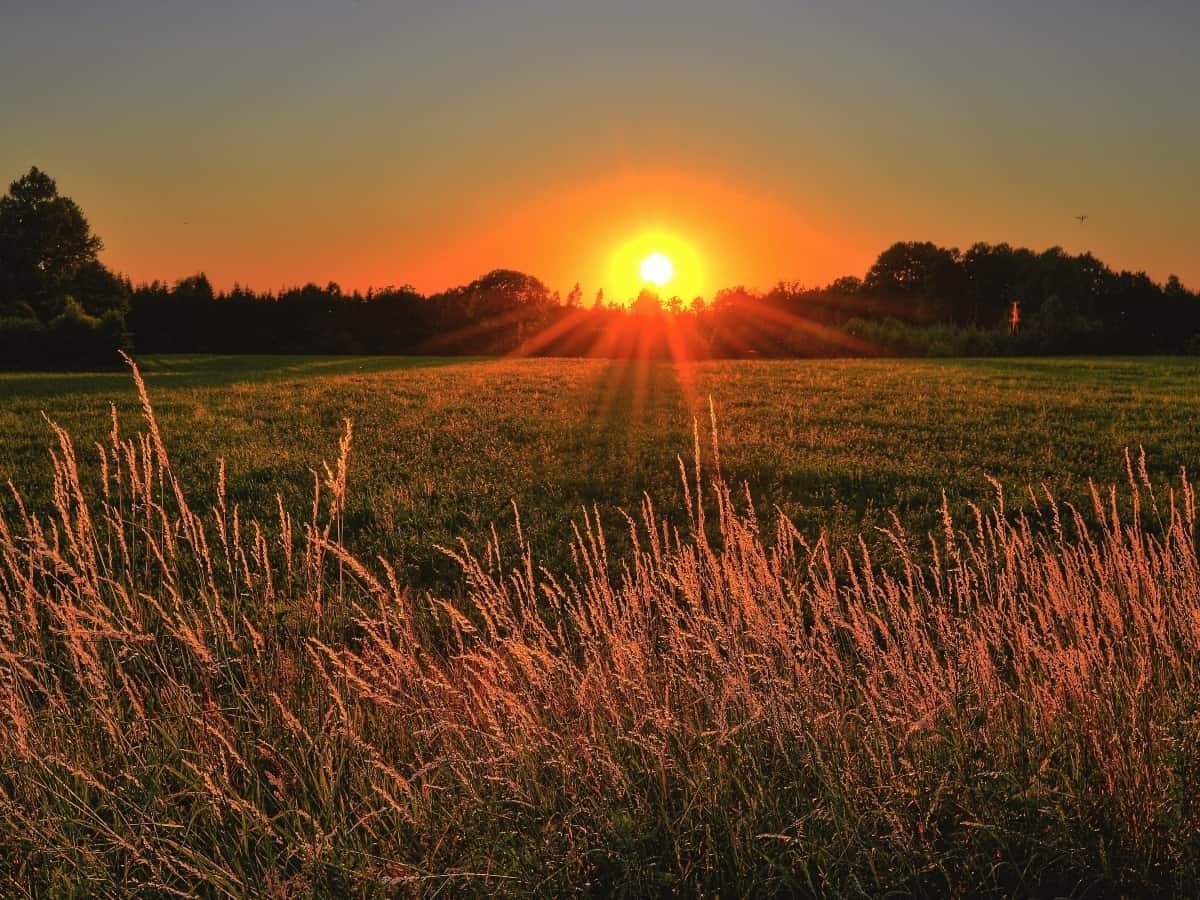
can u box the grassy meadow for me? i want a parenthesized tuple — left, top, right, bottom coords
(2, 354, 1200, 896)
(3, 354, 1198, 593)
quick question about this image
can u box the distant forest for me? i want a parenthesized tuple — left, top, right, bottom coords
(3, 166, 1199, 366)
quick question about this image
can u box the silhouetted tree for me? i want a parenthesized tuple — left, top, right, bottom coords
(0, 167, 105, 321)
(6, 165, 1199, 365)
(961, 242, 1032, 326)
(113, 251, 1199, 362)
(73, 260, 131, 319)
(0, 168, 132, 366)
(630, 289, 661, 316)
(864, 241, 966, 322)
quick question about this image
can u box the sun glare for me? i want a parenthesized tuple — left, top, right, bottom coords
(640, 252, 674, 287)
(607, 228, 706, 304)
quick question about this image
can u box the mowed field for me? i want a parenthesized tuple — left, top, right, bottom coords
(1, 354, 1197, 593)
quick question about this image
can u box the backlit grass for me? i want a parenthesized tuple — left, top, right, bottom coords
(3, 354, 1199, 595)
(1, 356, 1198, 895)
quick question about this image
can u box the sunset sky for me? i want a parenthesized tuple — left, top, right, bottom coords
(3, 1, 1198, 300)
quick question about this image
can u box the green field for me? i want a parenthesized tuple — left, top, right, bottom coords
(2, 354, 1198, 593)
(5, 354, 1200, 895)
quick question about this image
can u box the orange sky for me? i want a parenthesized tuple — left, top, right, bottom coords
(62, 146, 1195, 303)
(394, 170, 862, 302)
(5, 3, 1198, 299)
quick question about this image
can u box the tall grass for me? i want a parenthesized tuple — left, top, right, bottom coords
(1, 359, 1198, 896)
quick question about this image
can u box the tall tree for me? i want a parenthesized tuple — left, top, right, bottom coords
(863, 241, 965, 322)
(0, 167, 103, 321)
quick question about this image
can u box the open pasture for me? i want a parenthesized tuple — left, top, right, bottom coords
(4, 354, 1200, 895)
(2, 354, 1197, 593)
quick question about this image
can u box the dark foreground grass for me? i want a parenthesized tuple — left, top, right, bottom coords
(2, 354, 1199, 594)
(2, 355, 1200, 896)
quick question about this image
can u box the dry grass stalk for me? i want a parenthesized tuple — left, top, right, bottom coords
(0, 358, 1198, 896)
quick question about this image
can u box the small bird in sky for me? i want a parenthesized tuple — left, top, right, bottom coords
(1075, 214, 1089, 224)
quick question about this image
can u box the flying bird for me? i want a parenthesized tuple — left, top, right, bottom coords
(1075, 214, 1088, 224)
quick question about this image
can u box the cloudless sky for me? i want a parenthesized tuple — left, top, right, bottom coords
(3, 1, 1198, 298)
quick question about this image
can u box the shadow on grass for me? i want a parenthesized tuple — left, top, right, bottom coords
(0, 354, 487, 400)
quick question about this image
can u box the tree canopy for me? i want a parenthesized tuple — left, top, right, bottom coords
(1, 167, 1198, 366)
(0, 168, 130, 365)
(0, 167, 108, 320)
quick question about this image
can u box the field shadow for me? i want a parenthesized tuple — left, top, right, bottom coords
(0, 354, 484, 400)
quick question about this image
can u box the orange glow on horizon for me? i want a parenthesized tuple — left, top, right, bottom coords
(91, 168, 866, 301)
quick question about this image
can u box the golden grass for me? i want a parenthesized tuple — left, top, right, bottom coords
(1, 359, 1198, 896)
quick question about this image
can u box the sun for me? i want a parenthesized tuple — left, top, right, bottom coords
(640, 252, 674, 288)
(606, 228, 706, 303)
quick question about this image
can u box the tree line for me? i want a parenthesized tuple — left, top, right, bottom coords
(3, 166, 1199, 367)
